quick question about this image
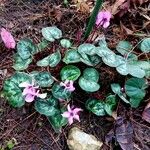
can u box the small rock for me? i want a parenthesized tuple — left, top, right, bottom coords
(67, 127, 103, 150)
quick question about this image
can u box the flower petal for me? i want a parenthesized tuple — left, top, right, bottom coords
(103, 21, 110, 28)
(60, 82, 66, 87)
(38, 93, 47, 99)
(73, 108, 83, 114)
(19, 82, 30, 88)
(67, 104, 72, 112)
(0, 28, 16, 49)
(62, 112, 70, 118)
(68, 117, 74, 125)
(25, 94, 35, 102)
(74, 114, 80, 122)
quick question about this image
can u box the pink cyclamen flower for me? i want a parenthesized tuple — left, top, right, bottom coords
(96, 11, 111, 28)
(19, 81, 47, 103)
(60, 80, 75, 92)
(62, 104, 83, 125)
(0, 28, 16, 49)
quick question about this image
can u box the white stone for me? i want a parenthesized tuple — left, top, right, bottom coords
(67, 127, 103, 150)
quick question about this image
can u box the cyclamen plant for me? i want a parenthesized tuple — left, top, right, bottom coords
(1, 13, 150, 132)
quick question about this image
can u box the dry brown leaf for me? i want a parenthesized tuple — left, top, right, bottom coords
(72, 0, 93, 13)
(106, 117, 134, 150)
(111, 0, 126, 15)
(120, 22, 134, 35)
(77, 2, 90, 13)
(142, 101, 150, 123)
(131, 0, 148, 5)
(49, 7, 63, 22)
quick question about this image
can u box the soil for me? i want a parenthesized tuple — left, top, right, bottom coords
(0, 0, 150, 150)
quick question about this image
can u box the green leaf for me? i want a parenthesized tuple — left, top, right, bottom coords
(96, 46, 117, 67)
(34, 99, 58, 116)
(80, 55, 101, 66)
(48, 109, 67, 132)
(111, 83, 129, 103)
(79, 77, 100, 92)
(17, 38, 36, 59)
(33, 72, 54, 87)
(63, 49, 81, 64)
(111, 83, 121, 94)
(60, 65, 81, 81)
(102, 52, 116, 67)
(36, 55, 50, 67)
(3, 72, 31, 107)
(60, 39, 72, 48)
(115, 55, 128, 75)
(13, 54, 32, 71)
(125, 78, 147, 100)
(86, 98, 106, 116)
(52, 83, 71, 100)
(139, 38, 150, 53)
(83, 68, 99, 82)
(129, 98, 143, 108)
(42, 27, 62, 42)
(104, 95, 117, 115)
(78, 43, 96, 57)
(116, 41, 132, 55)
(49, 50, 61, 67)
(37, 39, 49, 52)
(37, 50, 61, 67)
(127, 62, 145, 78)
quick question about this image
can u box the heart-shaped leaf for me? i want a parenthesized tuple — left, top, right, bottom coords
(63, 49, 81, 64)
(111, 83, 121, 94)
(86, 99, 106, 116)
(42, 27, 62, 42)
(17, 38, 36, 59)
(36, 55, 50, 67)
(111, 83, 129, 103)
(83, 68, 99, 82)
(37, 39, 49, 52)
(104, 95, 117, 115)
(3, 72, 31, 107)
(49, 50, 61, 67)
(48, 109, 67, 132)
(78, 43, 96, 57)
(52, 83, 71, 100)
(37, 50, 61, 67)
(79, 77, 100, 92)
(116, 41, 132, 55)
(34, 99, 58, 116)
(13, 54, 32, 71)
(80, 55, 101, 66)
(125, 78, 147, 100)
(129, 98, 143, 108)
(33, 72, 54, 87)
(60, 65, 81, 81)
(127, 62, 145, 78)
(139, 38, 150, 53)
(60, 39, 72, 48)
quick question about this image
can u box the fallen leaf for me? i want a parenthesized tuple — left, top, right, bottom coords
(142, 101, 150, 123)
(49, 7, 63, 22)
(111, 0, 126, 15)
(120, 21, 134, 35)
(106, 117, 134, 150)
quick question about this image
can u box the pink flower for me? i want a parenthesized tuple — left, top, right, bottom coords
(19, 81, 47, 103)
(60, 80, 75, 92)
(96, 11, 111, 28)
(0, 28, 16, 49)
(62, 104, 83, 125)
